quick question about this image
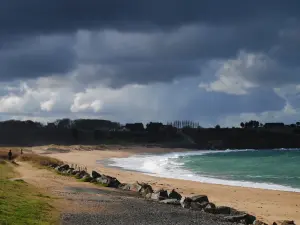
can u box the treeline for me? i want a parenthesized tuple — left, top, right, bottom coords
(1, 118, 300, 149)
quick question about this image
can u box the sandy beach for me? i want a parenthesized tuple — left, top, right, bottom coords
(30, 145, 300, 224)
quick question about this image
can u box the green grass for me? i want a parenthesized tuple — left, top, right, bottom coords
(0, 162, 59, 225)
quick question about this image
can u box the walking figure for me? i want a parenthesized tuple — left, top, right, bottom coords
(8, 150, 12, 160)
(21, 149, 23, 155)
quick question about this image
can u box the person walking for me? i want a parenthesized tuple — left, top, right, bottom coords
(8, 150, 12, 160)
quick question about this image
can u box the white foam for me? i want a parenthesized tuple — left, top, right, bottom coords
(107, 150, 300, 193)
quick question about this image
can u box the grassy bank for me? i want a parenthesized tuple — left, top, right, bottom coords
(0, 161, 59, 225)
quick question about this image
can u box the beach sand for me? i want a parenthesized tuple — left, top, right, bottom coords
(30, 145, 300, 224)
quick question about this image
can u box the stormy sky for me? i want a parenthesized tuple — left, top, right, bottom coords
(0, 0, 300, 127)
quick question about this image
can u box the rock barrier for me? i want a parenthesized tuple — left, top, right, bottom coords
(47, 162, 296, 225)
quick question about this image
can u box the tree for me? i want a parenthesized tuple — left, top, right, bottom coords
(125, 123, 144, 132)
(215, 125, 221, 129)
(146, 122, 163, 133)
(296, 122, 300, 127)
(72, 128, 78, 141)
(240, 122, 245, 128)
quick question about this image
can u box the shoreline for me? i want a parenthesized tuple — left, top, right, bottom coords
(104, 150, 300, 194)
(28, 145, 300, 224)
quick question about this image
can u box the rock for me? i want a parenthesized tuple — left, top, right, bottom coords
(205, 202, 216, 209)
(55, 166, 62, 172)
(145, 193, 152, 199)
(50, 163, 59, 168)
(138, 182, 153, 197)
(96, 175, 120, 188)
(204, 206, 231, 214)
(151, 189, 168, 201)
(75, 171, 88, 179)
(190, 201, 209, 210)
(71, 170, 79, 175)
(59, 164, 70, 171)
(180, 197, 192, 208)
(66, 168, 74, 174)
(168, 189, 182, 200)
(81, 174, 92, 182)
(224, 214, 256, 224)
(91, 170, 101, 179)
(9, 178, 26, 183)
(160, 199, 181, 205)
(121, 182, 142, 192)
(254, 220, 268, 225)
(190, 195, 209, 204)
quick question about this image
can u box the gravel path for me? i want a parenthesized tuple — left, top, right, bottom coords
(15, 162, 238, 225)
(60, 186, 236, 225)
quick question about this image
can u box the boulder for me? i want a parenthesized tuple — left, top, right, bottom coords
(81, 174, 93, 182)
(92, 170, 101, 179)
(160, 199, 181, 205)
(224, 214, 256, 224)
(254, 220, 268, 225)
(138, 182, 153, 197)
(204, 206, 231, 214)
(190, 201, 209, 210)
(59, 164, 70, 171)
(190, 195, 209, 204)
(205, 202, 216, 209)
(121, 182, 142, 192)
(50, 163, 59, 168)
(75, 171, 88, 179)
(151, 189, 169, 201)
(180, 197, 192, 208)
(55, 166, 62, 172)
(145, 193, 152, 199)
(168, 189, 182, 200)
(66, 168, 74, 174)
(96, 175, 120, 188)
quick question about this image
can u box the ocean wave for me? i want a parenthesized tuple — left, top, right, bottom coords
(107, 149, 300, 193)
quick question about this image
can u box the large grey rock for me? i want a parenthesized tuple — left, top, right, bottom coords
(204, 206, 231, 214)
(224, 214, 256, 224)
(145, 193, 152, 199)
(81, 174, 93, 182)
(190, 201, 209, 210)
(168, 189, 182, 200)
(50, 163, 59, 168)
(91, 170, 101, 179)
(121, 182, 142, 192)
(180, 197, 192, 208)
(59, 164, 70, 171)
(96, 175, 120, 188)
(66, 168, 74, 174)
(159, 199, 181, 205)
(71, 170, 80, 175)
(190, 195, 209, 203)
(75, 171, 88, 179)
(136, 182, 153, 196)
(151, 189, 168, 201)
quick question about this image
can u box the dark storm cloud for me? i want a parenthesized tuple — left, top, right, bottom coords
(0, 0, 299, 35)
(0, 0, 299, 86)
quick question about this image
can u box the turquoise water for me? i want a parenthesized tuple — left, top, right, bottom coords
(179, 149, 300, 190)
(109, 149, 300, 192)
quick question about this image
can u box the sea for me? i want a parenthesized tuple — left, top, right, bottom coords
(108, 149, 300, 192)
